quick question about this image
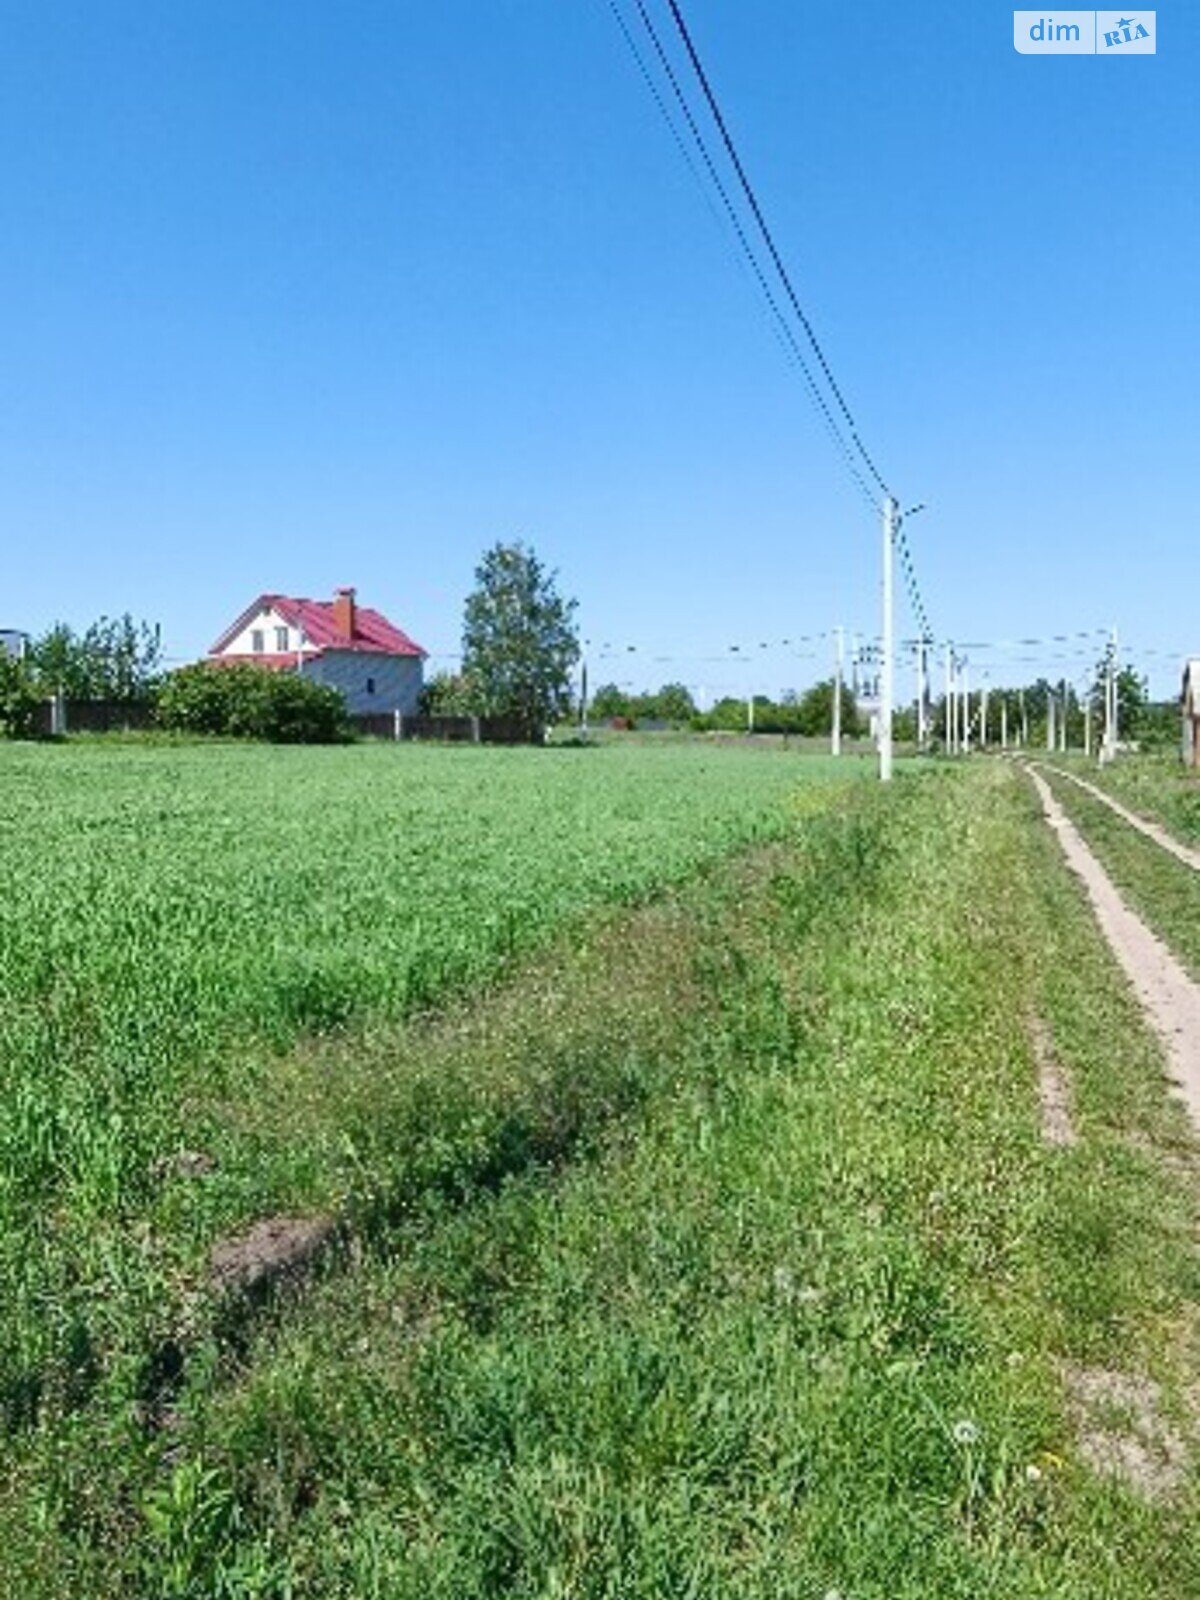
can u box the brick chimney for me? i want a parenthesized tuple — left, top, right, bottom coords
(332, 586, 356, 641)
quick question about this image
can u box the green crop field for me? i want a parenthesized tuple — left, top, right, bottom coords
(0, 741, 852, 1383)
(0, 744, 1196, 1597)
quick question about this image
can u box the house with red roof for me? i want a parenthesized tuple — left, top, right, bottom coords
(208, 588, 426, 715)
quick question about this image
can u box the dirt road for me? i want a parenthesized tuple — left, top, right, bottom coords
(1028, 765, 1200, 1131)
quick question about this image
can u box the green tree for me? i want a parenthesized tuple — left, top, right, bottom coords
(29, 614, 162, 699)
(590, 682, 631, 721)
(420, 672, 477, 716)
(461, 541, 579, 735)
(646, 682, 696, 724)
(794, 679, 862, 738)
(0, 653, 39, 738)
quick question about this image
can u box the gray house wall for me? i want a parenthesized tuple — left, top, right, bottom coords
(306, 650, 423, 715)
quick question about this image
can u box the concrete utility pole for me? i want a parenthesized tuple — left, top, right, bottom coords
(980, 683, 989, 751)
(944, 644, 955, 753)
(1084, 693, 1092, 758)
(880, 496, 896, 782)
(1101, 629, 1117, 762)
(579, 653, 589, 740)
(832, 626, 843, 756)
(1001, 696, 1008, 751)
(1020, 689, 1028, 749)
(915, 638, 926, 750)
(962, 661, 971, 754)
(1047, 690, 1055, 753)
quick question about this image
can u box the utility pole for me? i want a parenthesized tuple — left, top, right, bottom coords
(962, 660, 971, 754)
(1000, 696, 1008, 751)
(915, 638, 926, 751)
(880, 496, 896, 782)
(1084, 693, 1091, 758)
(579, 651, 589, 740)
(980, 682, 989, 751)
(1047, 689, 1055, 753)
(1020, 689, 1028, 749)
(1102, 629, 1117, 762)
(944, 644, 954, 754)
(832, 626, 843, 756)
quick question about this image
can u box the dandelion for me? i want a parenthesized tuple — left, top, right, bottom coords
(952, 1418, 980, 1446)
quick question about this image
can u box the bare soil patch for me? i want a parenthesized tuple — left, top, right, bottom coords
(210, 1214, 337, 1298)
(1029, 1014, 1076, 1146)
(1061, 1361, 1190, 1499)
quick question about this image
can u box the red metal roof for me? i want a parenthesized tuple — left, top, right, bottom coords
(209, 593, 426, 659)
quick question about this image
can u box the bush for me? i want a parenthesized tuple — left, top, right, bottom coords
(156, 664, 348, 743)
(0, 654, 41, 739)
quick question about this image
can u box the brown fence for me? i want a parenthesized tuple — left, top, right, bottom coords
(347, 712, 536, 745)
(32, 698, 155, 736)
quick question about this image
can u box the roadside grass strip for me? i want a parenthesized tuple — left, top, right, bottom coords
(5, 764, 1196, 1597)
(1039, 765, 1200, 986)
(1056, 755, 1200, 852)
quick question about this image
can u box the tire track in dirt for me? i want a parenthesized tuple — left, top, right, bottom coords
(1041, 762, 1200, 874)
(1027, 765, 1200, 1132)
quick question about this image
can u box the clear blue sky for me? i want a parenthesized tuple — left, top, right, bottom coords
(3, 2, 1195, 701)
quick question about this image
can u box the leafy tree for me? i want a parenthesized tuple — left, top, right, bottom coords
(646, 682, 696, 724)
(590, 682, 632, 721)
(420, 672, 477, 717)
(0, 653, 39, 738)
(29, 614, 162, 699)
(461, 541, 579, 735)
(793, 678, 863, 738)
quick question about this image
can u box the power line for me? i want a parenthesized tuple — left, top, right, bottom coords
(606, 0, 878, 514)
(662, 0, 892, 500)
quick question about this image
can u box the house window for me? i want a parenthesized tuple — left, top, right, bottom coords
(276, 626, 289, 652)
(366, 676, 376, 695)
(251, 630, 265, 653)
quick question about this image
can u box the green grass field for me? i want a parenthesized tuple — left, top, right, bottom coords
(1, 744, 1196, 1596)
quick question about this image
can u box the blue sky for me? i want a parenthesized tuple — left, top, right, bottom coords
(2, 2, 1195, 701)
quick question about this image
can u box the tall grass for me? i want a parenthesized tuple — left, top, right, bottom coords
(4, 763, 1195, 1597)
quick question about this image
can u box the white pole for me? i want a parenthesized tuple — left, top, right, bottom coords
(1047, 689, 1055, 753)
(962, 661, 971, 754)
(1111, 628, 1120, 754)
(944, 644, 954, 753)
(1107, 630, 1120, 761)
(915, 639, 926, 750)
(832, 626, 843, 756)
(1084, 694, 1091, 758)
(980, 683, 988, 751)
(1001, 696, 1008, 751)
(880, 497, 895, 781)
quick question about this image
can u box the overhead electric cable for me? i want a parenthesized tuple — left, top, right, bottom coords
(605, 0, 878, 513)
(662, 0, 892, 499)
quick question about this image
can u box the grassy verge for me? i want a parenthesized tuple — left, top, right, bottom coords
(5, 763, 1196, 1597)
(1039, 764, 1200, 981)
